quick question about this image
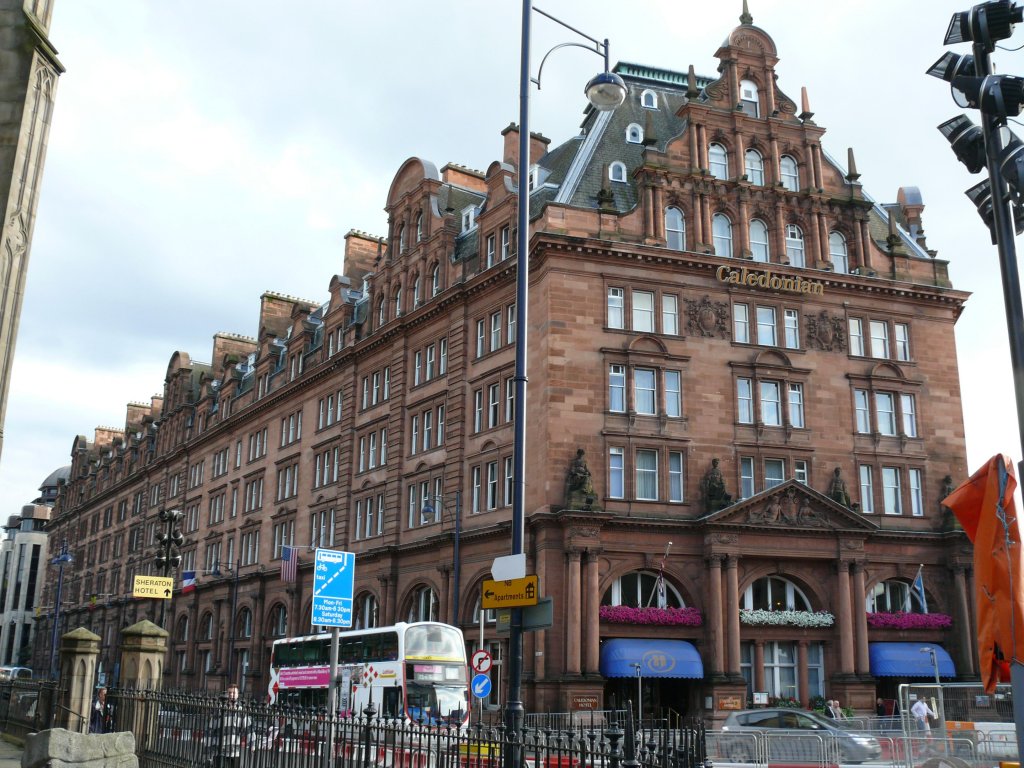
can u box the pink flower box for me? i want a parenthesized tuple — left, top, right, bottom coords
(866, 612, 952, 630)
(599, 605, 703, 626)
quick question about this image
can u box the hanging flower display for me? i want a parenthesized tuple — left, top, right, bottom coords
(598, 605, 704, 626)
(866, 612, 953, 630)
(739, 609, 835, 627)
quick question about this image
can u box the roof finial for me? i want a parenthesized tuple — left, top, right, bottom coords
(799, 86, 815, 122)
(846, 148, 861, 183)
(686, 65, 700, 99)
(740, 0, 753, 25)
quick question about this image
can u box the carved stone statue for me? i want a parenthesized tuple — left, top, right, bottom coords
(941, 474, 955, 500)
(828, 467, 851, 508)
(565, 449, 596, 509)
(701, 458, 732, 512)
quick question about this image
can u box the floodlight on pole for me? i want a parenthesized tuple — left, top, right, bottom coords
(951, 74, 1024, 115)
(945, 0, 1023, 47)
(938, 114, 988, 173)
(927, 52, 977, 107)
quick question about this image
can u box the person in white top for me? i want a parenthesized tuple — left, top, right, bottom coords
(911, 695, 937, 732)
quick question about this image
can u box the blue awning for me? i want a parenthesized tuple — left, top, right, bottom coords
(600, 639, 704, 679)
(869, 642, 956, 678)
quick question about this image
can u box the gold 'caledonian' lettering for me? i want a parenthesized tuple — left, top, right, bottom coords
(715, 265, 825, 296)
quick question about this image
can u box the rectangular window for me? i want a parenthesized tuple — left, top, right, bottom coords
(794, 460, 809, 484)
(609, 447, 624, 499)
(882, 467, 902, 514)
(634, 368, 657, 415)
(765, 459, 785, 489)
(372, 372, 381, 404)
(504, 456, 513, 506)
(665, 370, 682, 418)
(870, 320, 890, 358)
(632, 290, 655, 332)
(636, 449, 658, 500)
(505, 378, 515, 422)
(876, 392, 897, 436)
(435, 406, 444, 447)
(476, 320, 486, 358)
(501, 226, 511, 260)
(756, 306, 777, 346)
(368, 432, 377, 468)
(909, 469, 924, 517)
(490, 311, 501, 351)
(379, 430, 387, 464)
(361, 377, 369, 409)
(860, 465, 875, 513)
(486, 234, 496, 267)
(741, 457, 755, 499)
(507, 304, 516, 344)
(413, 352, 422, 386)
(410, 416, 419, 455)
(734, 303, 750, 344)
(609, 365, 626, 412)
(438, 341, 447, 375)
(425, 345, 435, 381)
(422, 411, 432, 451)
(488, 383, 500, 428)
(737, 378, 754, 423)
(901, 393, 918, 437)
(473, 390, 483, 432)
(486, 461, 498, 510)
(662, 295, 679, 336)
(471, 466, 481, 514)
(669, 451, 684, 502)
(382, 369, 390, 400)
(761, 380, 782, 426)
(849, 317, 864, 356)
(784, 309, 799, 349)
(895, 323, 911, 361)
(788, 383, 804, 428)
(855, 389, 871, 434)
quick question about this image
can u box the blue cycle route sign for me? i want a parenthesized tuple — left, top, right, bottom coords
(311, 549, 355, 627)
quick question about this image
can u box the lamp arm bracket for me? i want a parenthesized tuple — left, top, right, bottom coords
(534, 41, 605, 91)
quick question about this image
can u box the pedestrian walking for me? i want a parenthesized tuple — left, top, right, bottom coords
(911, 694, 936, 733)
(90, 687, 114, 734)
(208, 684, 251, 768)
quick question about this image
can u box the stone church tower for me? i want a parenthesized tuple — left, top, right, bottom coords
(0, 0, 62, 458)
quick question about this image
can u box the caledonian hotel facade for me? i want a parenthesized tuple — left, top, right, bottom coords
(37, 9, 975, 719)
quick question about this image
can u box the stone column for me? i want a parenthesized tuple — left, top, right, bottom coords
(954, 566, 976, 676)
(858, 219, 873, 271)
(653, 186, 665, 241)
(837, 562, 854, 675)
(119, 620, 169, 743)
(584, 551, 600, 674)
(738, 197, 750, 256)
(852, 562, 870, 674)
(566, 550, 582, 675)
(798, 641, 810, 707)
(58, 627, 100, 733)
(643, 185, 654, 240)
(708, 555, 724, 677)
(726, 556, 741, 677)
(754, 640, 765, 692)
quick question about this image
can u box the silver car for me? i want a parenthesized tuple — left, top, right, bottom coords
(720, 708, 882, 764)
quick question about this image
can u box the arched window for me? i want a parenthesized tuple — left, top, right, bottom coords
(745, 149, 765, 185)
(377, 297, 385, 327)
(237, 607, 252, 639)
(713, 213, 733, 257)
(867, 579, 927, 613)
(665, 207, 685, 251)
(472, 596, 497, 624)
(407, 585, 438, 623)
(393, 287, 402, 318)
(709, 143, 729, 180)
(201, 612, 213, 641)
(829, 231, 849, 274)
(740, 79, 760, 118)
(743, 576, 812, 611)
(270, 604, 288, 637)
(175, 614, 189, 643)
(609, 162, 627, 183)
(431, 265, 440, 297)
(749, 219, 770, 262)
(601, 570, 685, 609)
(354, 593, 379, 629)
(412, 276, 421, 308)
(785, 224, 805, 267)
(641, 89, 658, 109)
(415, 212, 423, 242)
(626, 124, 644, 144)
(780, 155, 799, 192)
(398, 224, 406, 254)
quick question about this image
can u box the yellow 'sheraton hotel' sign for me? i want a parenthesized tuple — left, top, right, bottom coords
(716, 265, 825, 296)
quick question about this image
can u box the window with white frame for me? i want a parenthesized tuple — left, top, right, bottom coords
(854, 389, 871, 434)
(794, 460, 809, 484)
(882, 467, 903, 514)
(609, 364, 683, 417)
(507, 303, 516, 344)
(461, 206, 477, 233)
(311, 507, 335, 548)
(486, 234, 496, 268)
(490, 311, 501, 352)
(393, 286, 402, 318)
(895, 323, 911, 361)
(901, 394, 918, 437)
(641, 89, 658, 109)
(740, 457, 755, 499)
(607, 287, 624, 329)
(744, 575, 811, 611)
(739, 79, 760, 117)
(849, 317, 864, 356)
(785, 224, 805, 267)
(734, 303, 750, 343)
(860, 465, 875, 513)
(635, 368, 657, 415)
(713, 213, 733, 257)
(431, 265, 440, 297)
(665, 207, 685, 251)
(764, 458, 785, 489)
(760, 381, 782, 425)
(415, 211, 423, 242)
(784, 310, 799, 349)
(601, 570, 684, 609)
(709, 143, 729, 179)
(669, 451, 685, 502)
(750, 219, 770, 262)
(632, 290, 655, 332)
(909, 468, 924, 516)
(756, 306, 777, 346)
(407, 586, 438, 623)
(412, 276, 421, 308)
(876, 392, 897, 436)
(473, 390, 483, 433)
(870, 320, 890, 358)
(788, 383, 805, 428)
(609, 447, 624, 499)
(488, 383, 500, 428)
(780, 155, 799, 192)
(662, 295, 679, 335)
(737, 375, 806, 428)
(626, 124, 643, 143)
(635, 449, 659, 500)
(501, 226, 511, 260)
(868, 578, 926, 613)
(745, 149, 764, 185)
(829, 231, 849, 274)
(609, 162, 627, 183)
(476, 319, 485, 358)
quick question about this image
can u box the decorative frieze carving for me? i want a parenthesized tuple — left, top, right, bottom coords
(686, 296, 730, 338)
(805, 310, 847, 352)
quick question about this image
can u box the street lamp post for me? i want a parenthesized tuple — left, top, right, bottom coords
(421, 491, 462, 625)
(922, 646, 947, 755)
(631, 663, 643, 729)
(48, 539, 72, 681)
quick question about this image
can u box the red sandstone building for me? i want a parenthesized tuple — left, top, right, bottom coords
(37, 12, 975, 719)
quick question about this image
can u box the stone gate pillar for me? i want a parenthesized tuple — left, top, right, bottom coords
(58, 627, 100, 733)
(119, 620, 168, 690)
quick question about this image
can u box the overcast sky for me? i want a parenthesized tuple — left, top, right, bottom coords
(2, 0, 1021, 507)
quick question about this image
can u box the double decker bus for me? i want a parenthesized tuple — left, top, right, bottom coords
(268, 622, 469, 726)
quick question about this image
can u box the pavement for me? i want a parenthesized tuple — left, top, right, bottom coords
(0, 736, 21, 767)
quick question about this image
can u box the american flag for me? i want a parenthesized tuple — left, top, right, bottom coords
(281, 545, 297, 583)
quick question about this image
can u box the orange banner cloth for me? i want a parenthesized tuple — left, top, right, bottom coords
(943, 454, 1023, 693)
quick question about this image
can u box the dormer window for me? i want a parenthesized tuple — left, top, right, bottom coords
(626, 124, 644, 144)
(461, 206, 478, 233)
(529, 165, 541, 191)
(641, 89, 658, 109)
(709, 143, 729, 180)
(740, 79, 760, 118)
(609, 162, 627, 183)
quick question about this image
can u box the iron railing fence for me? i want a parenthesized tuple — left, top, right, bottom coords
(0, 680, 59, 739)
(109, 689, 708, 768)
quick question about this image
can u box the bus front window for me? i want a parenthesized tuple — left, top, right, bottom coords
(406, 683, 468, 725)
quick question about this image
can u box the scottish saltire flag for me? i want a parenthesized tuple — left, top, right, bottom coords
(913, 565, 928, 612)
(281, 545, 297, 583)
(181, 571, 197, 594)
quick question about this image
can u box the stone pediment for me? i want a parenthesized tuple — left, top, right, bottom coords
(704, 480, 878, 532)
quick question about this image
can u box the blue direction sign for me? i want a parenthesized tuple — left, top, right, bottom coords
(311, 549, 355, 627)
(471, 673, 492, 699)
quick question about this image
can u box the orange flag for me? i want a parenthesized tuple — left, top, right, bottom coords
(943, 454, 1023, 693)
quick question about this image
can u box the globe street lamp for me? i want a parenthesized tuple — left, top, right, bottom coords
(507, 3, 625, 758)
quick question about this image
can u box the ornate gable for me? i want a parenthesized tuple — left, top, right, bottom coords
(704, 479, 878, 532)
